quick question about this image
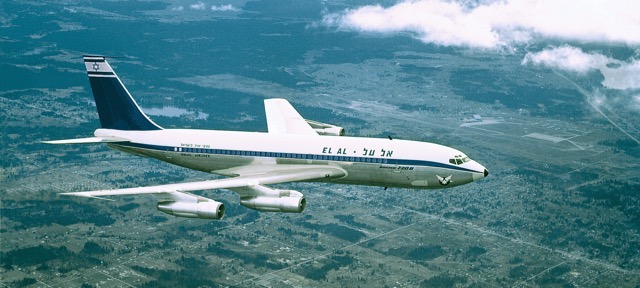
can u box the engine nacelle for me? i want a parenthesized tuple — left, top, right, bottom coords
(240, 194, 306, 213)
(313, 126, 345, 136)
(157, 200, 225, 220)
(305, 120, 345, 136)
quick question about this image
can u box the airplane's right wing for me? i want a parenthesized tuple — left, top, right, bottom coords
(264, 98, 318, 135)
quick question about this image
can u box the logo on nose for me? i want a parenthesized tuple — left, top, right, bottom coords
(436, 174, 452, 186)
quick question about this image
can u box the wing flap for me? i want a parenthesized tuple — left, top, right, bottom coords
(60, 165, 347, 198)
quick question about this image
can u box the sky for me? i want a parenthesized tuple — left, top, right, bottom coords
(322, 0, 640, 104)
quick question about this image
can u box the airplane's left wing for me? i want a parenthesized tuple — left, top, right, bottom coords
(60, 165, 346, 198)
(61, 165, 345, 217)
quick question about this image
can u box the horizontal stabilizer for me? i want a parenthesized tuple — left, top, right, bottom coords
(42, 136, 128, 144)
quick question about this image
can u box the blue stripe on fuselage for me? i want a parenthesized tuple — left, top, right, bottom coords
(113, 142, 481, 173)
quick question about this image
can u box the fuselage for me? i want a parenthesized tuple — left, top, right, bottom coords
(98, 128, 488, 189)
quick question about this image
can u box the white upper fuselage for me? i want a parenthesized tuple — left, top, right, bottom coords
(97, 128, 487, 189)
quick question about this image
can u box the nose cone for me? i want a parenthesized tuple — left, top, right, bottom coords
(470, 162, 488, 181)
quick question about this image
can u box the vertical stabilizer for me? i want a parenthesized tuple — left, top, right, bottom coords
(84, 55, 162, 131)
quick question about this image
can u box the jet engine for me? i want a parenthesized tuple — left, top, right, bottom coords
(305, 119, 345, 136)
(240, 190, 306, 213)
(157, 200, 225, 220)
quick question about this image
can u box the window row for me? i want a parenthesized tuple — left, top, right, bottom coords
(172, 147, 389, 164)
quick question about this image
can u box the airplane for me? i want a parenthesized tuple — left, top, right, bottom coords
(44, 55, 488, 220)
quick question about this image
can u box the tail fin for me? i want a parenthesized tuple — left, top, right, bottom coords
(84, 55, 162, 131)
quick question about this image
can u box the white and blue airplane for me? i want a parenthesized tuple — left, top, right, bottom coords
(45, 55, 488, 220)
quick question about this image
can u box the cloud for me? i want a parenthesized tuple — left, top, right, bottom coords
(522, 46, 608, 74)
(600, 61, 640, 90)
(523, 46, 640, 90)
(588, 89, 640, 115)
(184, 3, 239, 12)
(325, 1, 640, 91)
(211, 4, 239, 12)
(171, 6, 184, 11)
(190, 2, 206, 10)
(323, 0, 640, 49)
(323, 0, 640, 115)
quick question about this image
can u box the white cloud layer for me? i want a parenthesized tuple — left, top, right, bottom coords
(523, 46, 640, 90)
(185, 3, 238, 12)
(323, 0, 640, 48)
(190, 2, 206, 10)
(211, 4, 238, 12)
(522, 46, 609, 74)
(323, 0, 640, 114)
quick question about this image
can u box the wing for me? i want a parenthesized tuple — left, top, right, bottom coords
(60, 165, 347, 198)
(264, 98, 318, 135)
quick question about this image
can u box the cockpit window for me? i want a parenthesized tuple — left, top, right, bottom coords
(449, 155, 471, 165)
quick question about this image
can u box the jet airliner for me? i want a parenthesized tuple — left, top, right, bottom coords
(45, 55, 488, 220)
